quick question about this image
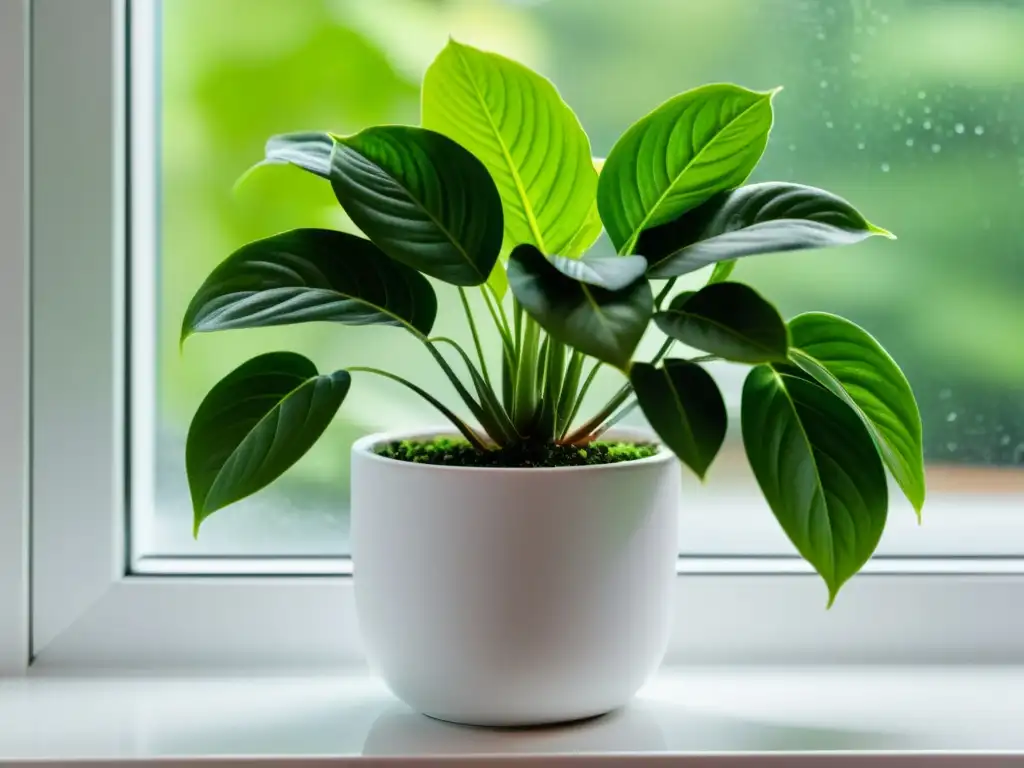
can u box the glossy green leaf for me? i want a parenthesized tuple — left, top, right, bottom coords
(248, 131, 334, 179)
(422, 40, 598, 256)
(181, 229, 437, 342)
(654, 282, 788, 363)
(788, 312, 926, 517)
(598, 84, 776, 255)
(330, 125, 503, 286)
(631, 359, 727, 479)
(562, 157, 609, 258)
(187, 352, 351, 535)
(548, 254, 649, 291)
(742, 366, 889, 605)
(642, 182, 893, 278)
(507, 244, 652, 370)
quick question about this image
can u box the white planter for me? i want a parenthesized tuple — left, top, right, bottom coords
(351, 427, 680, 727)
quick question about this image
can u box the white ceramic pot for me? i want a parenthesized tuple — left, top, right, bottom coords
(351, 427, 680, 727)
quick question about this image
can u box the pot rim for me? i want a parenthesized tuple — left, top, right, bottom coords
(352, 426, 674, 475)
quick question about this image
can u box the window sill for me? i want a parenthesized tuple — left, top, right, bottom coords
(2, 666, 1023, 765)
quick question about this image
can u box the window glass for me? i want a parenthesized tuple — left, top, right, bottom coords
(135, 0, 1024, 566)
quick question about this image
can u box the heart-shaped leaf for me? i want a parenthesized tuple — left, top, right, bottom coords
(422, 40, 598, 256)
(549, 253, 649, 291)
(787, 312, 926, 518)
(742, 366, 888, 605)
(248, 131, 334, 179)
(187, 352, 351, 535)
(598, 84, 776, 255)
(654, 282, 788, 363)
(507, 245, 652, 370)
(330, 125, 503, 286)
(631, 359, 727, 479)
(181, 228, 437, 342)
(642, 182, 893, 278)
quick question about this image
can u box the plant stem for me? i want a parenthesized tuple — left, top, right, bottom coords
(556, 350, 585, 439)
(651, 337, 674, 365)
(458, 287, 491, 387)
(512, 316, 541, 433)
(483, 284, 512, 342)
(654, 277, 677, 310)
(430, 336, 518, 443)
(348, 366, 489, 451)
(562, 382, 633, 445)
(590, 398, 640, 441)
(559, 359, 602, 440)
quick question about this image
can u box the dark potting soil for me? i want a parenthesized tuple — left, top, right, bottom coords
(375, 437, 658, 468)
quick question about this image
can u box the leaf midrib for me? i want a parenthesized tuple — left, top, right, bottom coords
(452, 44, 548, 252)
(621, 93, 770, 255)
(337, 140, 485, 282)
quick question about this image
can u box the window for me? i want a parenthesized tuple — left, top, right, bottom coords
(17, 0, 1024, 670)
(136, 0, 1022, 570)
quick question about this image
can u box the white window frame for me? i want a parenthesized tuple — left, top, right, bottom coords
(5, 0, 1024, 673)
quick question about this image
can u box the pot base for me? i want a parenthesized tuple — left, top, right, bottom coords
(421, 706, 618, 729)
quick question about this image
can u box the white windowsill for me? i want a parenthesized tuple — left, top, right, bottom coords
(3, 666, 1023, 766)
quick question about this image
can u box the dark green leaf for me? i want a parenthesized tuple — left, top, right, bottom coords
(187, 352, 350, 535)
(654, 282, 788, 363)
(788, 312, 926, 517)
(330, 125, 503, 286)
(742, 366, 888, 605)
(508, 244, 652, 370)
(598, 84, 776, 255)
(181, 229, 437, 342)
(642, 182, 894, 278)
(422, 40, 598, 256)
(548, 253, 649, 291)
(631, 359, 727, 479)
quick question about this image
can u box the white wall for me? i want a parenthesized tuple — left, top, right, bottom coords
(0, 0, 30, 675)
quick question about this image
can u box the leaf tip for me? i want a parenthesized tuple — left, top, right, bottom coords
(767, 85, 785, 99)
(868, 222, 897, 240)
(231, 162, 263, 196)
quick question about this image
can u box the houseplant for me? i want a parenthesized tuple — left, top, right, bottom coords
(181, 40, 925, 725)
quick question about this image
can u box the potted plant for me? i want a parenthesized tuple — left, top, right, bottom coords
(181, 40, 925, 726)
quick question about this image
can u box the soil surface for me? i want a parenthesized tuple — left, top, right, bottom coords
(375, 437, 659, 468)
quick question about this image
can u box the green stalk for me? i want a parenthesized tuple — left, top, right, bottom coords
(591, 398, 640, 441)
(430, 337, 518, 444)
(654, 277, 677, 310)
(348, 367, 489, 451)
(559, 359, 602, 441)
(556, 350, 585, 439)
(458, 288, 491, 388)
(512, 314, 541, 434)
(538, 338, 566, 440)
(563, 382, 633, 445)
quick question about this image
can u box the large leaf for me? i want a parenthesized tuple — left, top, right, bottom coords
(598, 84, 776, 255)
(507, 245, 652, 370)
(787, 312, 926, 517)
(187, 352, 351, 535)
(654, 282, 788, 363)
(181, 228, 437, 341)
(562, 156, 609, 258)
(642, 182, 894, 278)
(422, 40, 598, 256)
(742, 366, 889, 605)
(330, 125, 503, 286)
(548, 253, 648, 291)
(631, 359, 727, 479)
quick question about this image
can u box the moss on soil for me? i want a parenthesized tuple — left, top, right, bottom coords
(375, 437, 658, 468)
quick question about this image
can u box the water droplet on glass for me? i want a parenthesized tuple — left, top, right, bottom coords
(880, 13, 890, 22)
(955, 123, 965, 134)
(1001, 434, 1012, 446)
(850, 53, 862, 64)
(817, 30, 826, 40)
(788, 144, 797, 152)
(924, 106, 932, 114)
(820, 80, 829, 89)
(946, 442, 958, 453)
(917, 90, 927, 100)
(947, 412, 958, 422)
(931, 143, 942, 153)
(939, 388, 953, 400)
(825, 121, 834, 129)
(975, 125, 985, 135)
(906, 116, 914, 125)
(906, 138, 915, 147)
(857, 141, 866, 150)
(881, 162, 891, 172)
(923, 119, 933, 130)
